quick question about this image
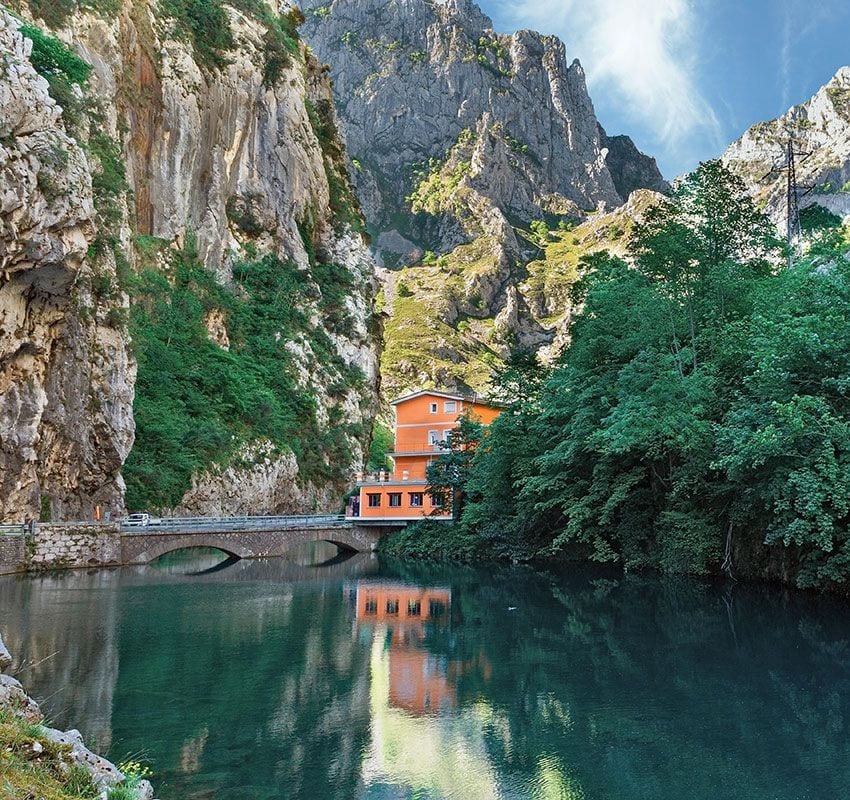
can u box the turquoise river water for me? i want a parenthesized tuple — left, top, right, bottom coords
(0, 548, 848, 799)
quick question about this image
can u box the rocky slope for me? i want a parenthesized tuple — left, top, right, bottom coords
(0, 1, 380, 518)
(300, 0, 667, 397)
(723, 66, 850, 225)
(0, 10, 134, 523)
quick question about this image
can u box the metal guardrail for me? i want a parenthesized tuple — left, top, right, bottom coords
(0, 516, 348, 535)
(119, 514, 348, 533)
(0, 524, 25, 536)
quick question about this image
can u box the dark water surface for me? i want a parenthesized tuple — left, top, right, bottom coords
(1, 549, 848, 799)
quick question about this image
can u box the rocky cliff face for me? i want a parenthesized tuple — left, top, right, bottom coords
(301, 0, 667, 263)
(0, 1, 380, 518)
(300, 0, 667, 396)
(723, 67, 850, 225)
(0, 10, 134, 522)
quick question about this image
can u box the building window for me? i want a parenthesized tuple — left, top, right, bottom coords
(431, 493, 444, 508)
(409, 492, 424, 507)
(429, 599, 447, 618)
(407, 600, 421, 617)
(428, 430, 440, 446)
(430, 402, 438, 413)
(367, 493, 381, 508)
(386, 599, 399, 615)
(388, 493, 402, 507)
(444, 400, 457, 413)
(365, 598, 377, 615)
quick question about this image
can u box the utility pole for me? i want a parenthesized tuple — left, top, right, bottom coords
(786, 140, 801, 269)
(764, 134, 812, 268)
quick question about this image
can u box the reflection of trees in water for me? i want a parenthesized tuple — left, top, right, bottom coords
(410, 564, 850, 800)
(109, 581, 373, 800)
(3, 559, 849, 800)
(0, 570, 121, 752)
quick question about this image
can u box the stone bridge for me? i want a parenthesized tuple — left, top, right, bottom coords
(0, 516, 404, 574)
(120, 523, 386, 564)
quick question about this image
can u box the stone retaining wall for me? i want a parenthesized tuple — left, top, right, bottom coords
(0, 533, 25, 575)
(29, 523, 122, 570)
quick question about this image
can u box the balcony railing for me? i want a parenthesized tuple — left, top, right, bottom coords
(355, 471, 427, 484)
(389, 443, 451, 455)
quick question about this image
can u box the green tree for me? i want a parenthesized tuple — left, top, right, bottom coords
(426, 411, 484, 518)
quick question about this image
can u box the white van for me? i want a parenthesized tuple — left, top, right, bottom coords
(123, 513, 150, 527)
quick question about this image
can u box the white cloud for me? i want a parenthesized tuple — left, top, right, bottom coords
(489, 0, 723, 156)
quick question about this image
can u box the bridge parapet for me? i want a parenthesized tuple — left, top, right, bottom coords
(120, 514, 348, 533)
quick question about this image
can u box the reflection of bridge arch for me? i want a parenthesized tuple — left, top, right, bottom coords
(130, 536, 253, 564)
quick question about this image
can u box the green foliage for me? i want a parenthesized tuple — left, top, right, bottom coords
(800, 204, 843, 231)
(19, 23, 90, 129)
(20, 24, 92, 84)
(458, 160, 850, 589)
(226, 194, 266, 236)
(160, 0, 235, 69)
(123, 239, 351, 511)
(87, 125, 128, 227)
(377, 519, 483, 561)
(312, 260, 356, 335)
(367, 422, 393, 472)
(0, 709, 100, 800)
(158, 0, 300, 79)
(27, 0, 118, 26)
(39, 495, 51, 523)
(425, 412, 484, 518)
(529, 219, 550, 246)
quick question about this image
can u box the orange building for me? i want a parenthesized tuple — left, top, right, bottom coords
(347, 390, 502, 522)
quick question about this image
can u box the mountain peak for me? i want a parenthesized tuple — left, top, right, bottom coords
(300, 0, 665, 263)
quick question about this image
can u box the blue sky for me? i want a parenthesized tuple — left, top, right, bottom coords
(480, 0, 850, 179)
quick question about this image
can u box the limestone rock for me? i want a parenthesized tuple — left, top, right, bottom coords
(1, 2, 381, 518)
(300, 0, 666, 396)
(0, 633, 11, 671)
(300, 0, 667, 262)
(42, 727, 124, 788)
(0, 10, 134, 523)
(0, 674, 43, 722)
(723, 66, 850, 226)
(174, 441, 339, 516)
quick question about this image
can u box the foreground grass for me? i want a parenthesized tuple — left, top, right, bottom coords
(0, 708, 148, 800)
(0, 709, 98, 799)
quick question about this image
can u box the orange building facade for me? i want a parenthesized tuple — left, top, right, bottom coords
(347, 390, 501, 523)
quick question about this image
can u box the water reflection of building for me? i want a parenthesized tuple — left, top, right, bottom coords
(347, 581, 454, 715)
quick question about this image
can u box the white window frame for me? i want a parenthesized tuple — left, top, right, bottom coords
(429, 402, 438, 414)
(428, 429, 440, 446)
(443, 400, 457, 413)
